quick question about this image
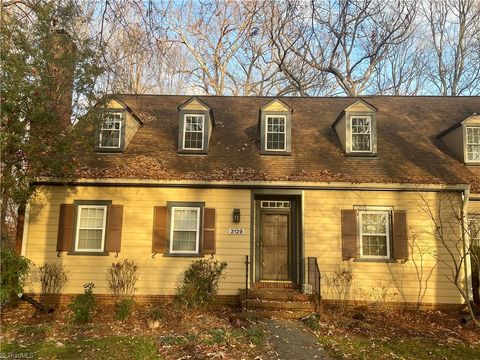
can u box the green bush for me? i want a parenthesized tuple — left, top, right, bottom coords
(115, 298, 134, 321)
(0, 249, 32, 304)
(175, 257, 227, 310)
(146, 306, 163, 321)
(68, 282, 96, 323)
(302, 314, 320, 331)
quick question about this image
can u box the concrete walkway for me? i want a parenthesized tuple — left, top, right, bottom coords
(262, 319, 331, 360)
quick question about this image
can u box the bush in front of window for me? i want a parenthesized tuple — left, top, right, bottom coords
(68, 282, 96, 323)
(106, 259, 139, 321)
(0, 249, 32, 304)
(175, 256, 227, 310)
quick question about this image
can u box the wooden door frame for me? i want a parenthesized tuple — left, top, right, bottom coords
(258, 209, 292, 281)
(252, 193, 302, 285)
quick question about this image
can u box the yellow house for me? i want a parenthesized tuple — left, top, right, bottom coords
(17, 95, 480, 309)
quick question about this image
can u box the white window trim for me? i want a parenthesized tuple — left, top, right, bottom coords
(99, 112, 123, 149)
(465, 126, 480, 162)
(74, 205, 107, 252)
(358, 209, 391, 259)
(265, 115, 287, 151)
(169, 206, 201, 254)
(350, 115, 372, 153)
(469, 216, 480, 246)
(183, 114, 205, 151)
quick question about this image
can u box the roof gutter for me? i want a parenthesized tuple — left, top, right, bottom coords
(31, 178, 472, 193)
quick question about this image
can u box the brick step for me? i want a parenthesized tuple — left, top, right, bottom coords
(243, 309, 315, 319)
(252, 282, 300, 290)
(240, 289, 315, 302)
(242, 299, 318, 312)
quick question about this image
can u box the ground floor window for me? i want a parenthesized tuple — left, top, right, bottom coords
(75, 205, 107, 252)
(170, 207, 200, 254)
(358, 210, 391, 259)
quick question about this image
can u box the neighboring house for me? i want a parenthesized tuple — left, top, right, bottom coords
(17, 95, 480, 308)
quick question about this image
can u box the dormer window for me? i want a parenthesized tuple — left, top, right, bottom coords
(266, 115, 287, 151)
(99, 112, 123, 149)
(466, 127, 480, 161)
(183, 114, 205, 150)
(177, 97, 214, 154)
(260, 99, 292, 155)
(332, 99, 378, 156)
(351, 116, 372, 152)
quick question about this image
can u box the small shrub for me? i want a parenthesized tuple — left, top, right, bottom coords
(38, 262, 69, 294)
(0, 249, 32, 304)
(243, 326, 264, 346)
(106, 259, 139, 297)
(175, 256, 227, 310)
(146, 306, 164, 321)
(302, 314, 320, 331)
(115, 298, 134, 321)
(68, 282, 95, 323)
(204, 329, 226, 345)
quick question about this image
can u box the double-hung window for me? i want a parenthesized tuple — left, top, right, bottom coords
(359, 210, 391, 259)
(351, 116, 372, 152)
(470, 217, 480, 248)
(183, 114, 204, 150)
(99, 112, 122, 149)
(75, 205, 107, 252)
(170, 207, 200, 254)
(466, 127, 480, 162)
(266, 115, 286, 151)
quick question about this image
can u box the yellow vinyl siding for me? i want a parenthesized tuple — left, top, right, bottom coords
(24, 186, 250, 296)
(25, 185, 466, 305)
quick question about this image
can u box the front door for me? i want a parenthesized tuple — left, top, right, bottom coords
(260, 213, 290, 281)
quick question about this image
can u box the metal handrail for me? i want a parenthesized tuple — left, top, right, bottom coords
(306, 257, 321, 303)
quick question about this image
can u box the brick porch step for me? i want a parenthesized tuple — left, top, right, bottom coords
(243, 309, 315, 319)
(240, 288, 315, 302)
(242, 299, 317, 312)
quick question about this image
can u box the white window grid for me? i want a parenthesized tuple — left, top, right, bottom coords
(169, 207, 200, 254)
(260, 201, 291, 209)
(265, 115, 287, 151)
(358, 210, 391, 259)
(470, 218, 480, 247)
(75, 205, 107, 252)
(183, 114, 205, 150)
(99, 112, 122, 149)
(466, 127, 480, 161)
(351, 116, 372, 152)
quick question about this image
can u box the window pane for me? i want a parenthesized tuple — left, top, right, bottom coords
(172, 231, 197, 251)
(362, 235, 388, 256)
(266, 116, 286, 150)
(171, 208, 199, 252)
(467, 128, 480, 161)
(351, 117, 371, 151)
(100, 113, 122, 148)
(77, 207, 105, 250)
(471, 219, 480, 247)
(184, 115, 204, 149)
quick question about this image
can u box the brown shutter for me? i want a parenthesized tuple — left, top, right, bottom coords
(57, 204, 74, 252)
(202, 208, 216, 254)
(393, 210, 408, 260)
(152, 206, 168, 253)
(105, 205, 123, 252)
(341, 210, 358, 259)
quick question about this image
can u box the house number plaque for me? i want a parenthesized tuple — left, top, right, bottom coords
(228, 228, 245, 235)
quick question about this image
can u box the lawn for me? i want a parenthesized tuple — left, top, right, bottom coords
(305, 306, 480, 360)
(0, 303, 265, 360)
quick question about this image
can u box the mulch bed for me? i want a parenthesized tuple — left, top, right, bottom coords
(0, 302, 265, 359)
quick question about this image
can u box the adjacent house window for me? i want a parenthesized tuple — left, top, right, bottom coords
(358, 210, 390, 259)
(183, 114, 204, 150)
(75, 205, 107, 252)
(99, 112, 123, 149)
(470, 218, 480, 247)
(170, 207, 200, 254)
(466, 127, 480, 162)
(351, 116, 372, 152)
(266, 115, 286, 151)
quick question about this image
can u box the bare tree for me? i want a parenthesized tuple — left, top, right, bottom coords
(417, 192, 480, 326)
(270, 0, 417, 96)
(422, 0, 480, 95)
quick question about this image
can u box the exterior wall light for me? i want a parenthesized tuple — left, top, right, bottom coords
(233, 208, 241, 223)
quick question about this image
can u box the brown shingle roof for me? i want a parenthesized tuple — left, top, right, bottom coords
(71, 95, 480, 192)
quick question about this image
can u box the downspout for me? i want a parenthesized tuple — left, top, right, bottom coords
(461, 185, 472, 304)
